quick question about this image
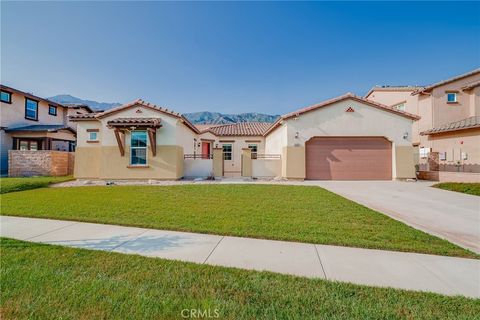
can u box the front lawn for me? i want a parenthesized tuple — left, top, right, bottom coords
(0, 176, 73, 194)
(1, 184, 476, 258)
(1, 238, 478, 319)
(433, 182, 480, 196)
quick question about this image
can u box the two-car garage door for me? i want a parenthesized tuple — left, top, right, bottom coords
(305, 137, 392, 180)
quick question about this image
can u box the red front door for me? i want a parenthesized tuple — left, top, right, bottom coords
(201, 142, 210, 157)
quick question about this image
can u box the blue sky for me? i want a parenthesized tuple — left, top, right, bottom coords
(1, 1, 479, 114)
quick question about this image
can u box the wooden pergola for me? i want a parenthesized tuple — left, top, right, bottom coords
(107, 118, 162, 156)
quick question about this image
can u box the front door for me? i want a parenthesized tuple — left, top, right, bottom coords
(201, 142, 210, 158)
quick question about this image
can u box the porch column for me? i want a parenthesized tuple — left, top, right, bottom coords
(212, 148, 223, 179)
(241, 148, 252, 177)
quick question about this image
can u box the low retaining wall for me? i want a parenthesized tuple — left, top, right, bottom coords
(252, 159, 282, 178)
(418, 170, 480, 183)
(183, 159, 213, 178)
(8, 150, 74, 177)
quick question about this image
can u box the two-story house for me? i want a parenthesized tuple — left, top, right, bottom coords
(0, 85, 81, 174)
(366, 68, 480, 174)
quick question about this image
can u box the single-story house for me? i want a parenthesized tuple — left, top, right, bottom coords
(71, 93, 419, 180)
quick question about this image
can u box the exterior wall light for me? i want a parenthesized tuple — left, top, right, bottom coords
(403, 132, 409, 140)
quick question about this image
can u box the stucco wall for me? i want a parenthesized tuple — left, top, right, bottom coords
(184, 158, 213, 178)
(1, 93, 66, 129)
(425, 128, 480, 173)
(252, 159, 282, 177)
(284, 98, 413, 147)
(265, 123, 287, 154)
(430, 73, 480, 128)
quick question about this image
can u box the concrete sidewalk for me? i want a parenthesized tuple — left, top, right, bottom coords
(1, 215, 479, 298)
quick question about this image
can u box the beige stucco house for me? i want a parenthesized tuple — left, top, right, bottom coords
(0, 85, 79, 174)
(366, 68, 480, 177)
(71, 94, 418, 180)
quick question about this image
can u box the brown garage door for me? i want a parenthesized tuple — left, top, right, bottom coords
(306, 137, 392, 180)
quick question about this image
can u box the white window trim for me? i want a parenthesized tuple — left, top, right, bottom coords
(222, 144, 233, 161)
(130, 130, 148, 166)
(447, 92, 457, 103)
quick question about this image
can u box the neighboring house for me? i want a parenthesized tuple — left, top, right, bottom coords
(0, 85, 79, 174)
(71, 94, 419, 180)
(366, 68, 480, 173)
(64, 104, 95, 129)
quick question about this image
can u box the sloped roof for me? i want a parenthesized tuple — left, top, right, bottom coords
(412, 68, 480, 95)
(107, 117, 162, 127)
(202, 122, 272, 136)
(0, 84, 66, 109)
(5, 124, 76, 134)
(69, 99, 199, 134)
(364, 86, 421, 98)
(64, 103, 95, 113)
(264, 93, 420, 136)
(461, 80, 480, 91)
(420, 116, 480, 135)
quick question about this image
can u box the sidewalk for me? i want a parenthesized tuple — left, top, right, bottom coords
(1, 215, 479, 298)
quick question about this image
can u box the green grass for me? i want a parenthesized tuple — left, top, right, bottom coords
(433, 182, 480, 196)
(0, 176, 73, 194)
(1, 238, 479, 320)
(1, 184, 476, 258)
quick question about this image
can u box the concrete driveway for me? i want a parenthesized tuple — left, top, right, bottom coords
(307, 180, 480, 254)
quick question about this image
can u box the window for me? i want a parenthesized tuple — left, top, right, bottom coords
(419, 147, 430, 159)
(0, 90, 12, 103)
(130, 131, 147, 165)
(222, 144, 232, 160)
(48, 105, 57, 116)
(88, 132, 98, 141)
(25, 98, 38, 120)
(248, 144, 258, 158)
(18, 140, 38, 151)
(447, 92, 457, 103)
(393, 102, 406, 111)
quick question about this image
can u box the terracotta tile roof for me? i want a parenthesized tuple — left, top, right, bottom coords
(364, 86, 421, 98)
(204, 122, 272, 136)
(412, 68, 480, 95)
(461, 80, 480, 91)
(69, 113, 100, 120)
(107, 117, 162, 127)
(420, 116, 480, 135)
(69, 99, 199, 134)
(64, 103, 95, 113)
(265, 93, 420, 136)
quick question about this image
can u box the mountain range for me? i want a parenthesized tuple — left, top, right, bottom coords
(48, 95, 279, 124)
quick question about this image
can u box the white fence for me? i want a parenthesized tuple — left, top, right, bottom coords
(184, 158, 213, 178)
(252, 159, 282, 178)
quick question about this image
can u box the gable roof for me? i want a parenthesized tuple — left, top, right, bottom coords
(70, 99, 199, 134)
(201, 122, 271, 136)
(0, 84, 66, 109)
(420, 116, 480, 135)
(264, 93, 420, 136)
(412, 68, 480, 95)
(364, 86, 421, 99)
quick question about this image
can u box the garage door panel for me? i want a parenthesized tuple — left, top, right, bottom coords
(306, 137, 392, 180)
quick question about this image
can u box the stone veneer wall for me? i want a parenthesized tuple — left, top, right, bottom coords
(8, 150, 75, 177)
